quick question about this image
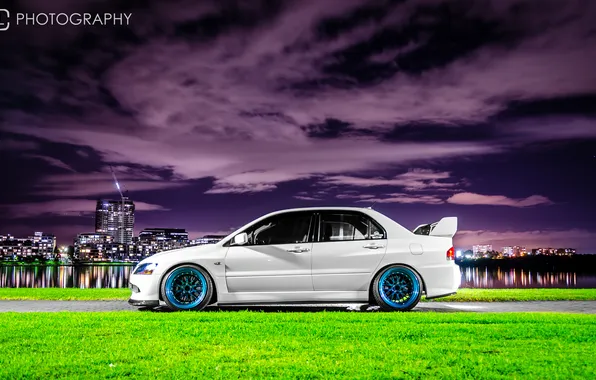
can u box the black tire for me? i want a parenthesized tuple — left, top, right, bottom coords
(372, 265, 422, 311)
(160, 265, 214, 311)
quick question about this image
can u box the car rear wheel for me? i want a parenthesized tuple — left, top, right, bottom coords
(372, 265, 422, 311)
(161, 265, 213, 311)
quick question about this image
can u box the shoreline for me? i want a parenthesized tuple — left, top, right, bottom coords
(0, 262, 136, 267)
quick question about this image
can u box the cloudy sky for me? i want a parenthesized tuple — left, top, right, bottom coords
(0, 0, 595, 252)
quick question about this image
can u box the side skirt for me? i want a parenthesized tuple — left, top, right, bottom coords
(217, 291, 369, 304)
(425, 291, 456, 300)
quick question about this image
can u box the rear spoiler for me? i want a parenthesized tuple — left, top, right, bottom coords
(413, 217, 458, 238)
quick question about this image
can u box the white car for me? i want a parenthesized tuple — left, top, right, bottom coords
(128, 207, 460, 311)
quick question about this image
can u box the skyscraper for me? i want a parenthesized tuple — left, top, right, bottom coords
(95, 198, 135, 244)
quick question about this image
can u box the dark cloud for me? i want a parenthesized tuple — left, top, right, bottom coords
(318, 0, 516, 85)
(381, 123, 496, 142)
(497, 95, 596, 119)
(303, 118, 351, 139)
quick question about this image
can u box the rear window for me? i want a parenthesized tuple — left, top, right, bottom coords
(320, 212, 386, 242)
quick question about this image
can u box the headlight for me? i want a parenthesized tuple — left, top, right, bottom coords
(133, 263, 158, 275)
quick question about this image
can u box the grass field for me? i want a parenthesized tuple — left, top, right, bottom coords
(0, 312, 594, 378)
(431, 288, 596, 302)
(1, 287, 596, 302)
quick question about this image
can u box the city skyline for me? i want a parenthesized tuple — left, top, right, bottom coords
(0, 199, 585, 254)
(1, 1, 595, 252)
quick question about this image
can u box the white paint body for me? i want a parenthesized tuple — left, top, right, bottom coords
(129, 207, 461, 305)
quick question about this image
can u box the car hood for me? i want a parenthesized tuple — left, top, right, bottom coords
(137, 244, 221, 266)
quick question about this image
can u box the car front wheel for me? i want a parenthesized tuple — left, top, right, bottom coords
(372, 265, 422, 311)
(160, 265, 213, 311)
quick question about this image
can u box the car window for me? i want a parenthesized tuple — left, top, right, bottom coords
(320, 212, 386, 242)
(369, 218, 385, 239)
(246, 212, 312, 245)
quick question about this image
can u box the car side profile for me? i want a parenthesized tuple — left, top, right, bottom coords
(128, 207, 460, 311)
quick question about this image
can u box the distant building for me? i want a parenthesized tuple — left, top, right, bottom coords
(76, 232, 114, 245)
(502, 246, 527, 257)
(29, 232, 56, 256)
(532, 248, 576, 256)
(74, 232, 115, 261)
(472, 244, 493, 258)
(137, 228, 189, 256)
(0, 232, 56, 259)
(190, 235, 227, 245)
(139, 228, 189, 243)
(95, 198, 135, 244)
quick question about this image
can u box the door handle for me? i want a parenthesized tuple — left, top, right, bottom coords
(363, 244, 384, 249)
(286, 247, 310, 253)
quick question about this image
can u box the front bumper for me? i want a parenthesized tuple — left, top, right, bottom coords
(128, 273, 161, 304)
(128, 299, 160, 307)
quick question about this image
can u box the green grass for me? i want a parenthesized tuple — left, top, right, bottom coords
(0, 312, 594, 378)
(0, 288, 130, 300)
(1, 287, 596, 301)
(429, 288, 596, 302)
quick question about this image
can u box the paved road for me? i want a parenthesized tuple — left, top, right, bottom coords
(0, 300, 595, 313)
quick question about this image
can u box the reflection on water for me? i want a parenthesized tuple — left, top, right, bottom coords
(0, 265, 595, 288)
(0, 265, 132, 288)
(460, 267, 596, 288)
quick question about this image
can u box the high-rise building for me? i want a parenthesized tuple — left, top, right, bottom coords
(95, 198, 135, 244)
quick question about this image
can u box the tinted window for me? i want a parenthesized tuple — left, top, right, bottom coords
(246, 212, 313, 245)
(413, 224, 432, 235)
(319, 213, 386, 242)
(369, 218, 385, 239)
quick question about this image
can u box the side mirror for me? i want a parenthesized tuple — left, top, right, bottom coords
(233, 232, 248, 246)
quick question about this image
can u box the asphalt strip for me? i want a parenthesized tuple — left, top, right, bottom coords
(0, 300, 594, 313)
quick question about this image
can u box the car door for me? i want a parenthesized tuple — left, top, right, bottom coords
(311, 211, 387, 291)
(224, 211, 315, 293)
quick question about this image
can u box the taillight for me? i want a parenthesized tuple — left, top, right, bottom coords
(446, 247, 455, 260)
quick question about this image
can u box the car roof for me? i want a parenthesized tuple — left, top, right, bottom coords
(267, 206, 373, 213)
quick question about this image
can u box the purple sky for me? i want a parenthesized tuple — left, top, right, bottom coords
(0, 0, 595, 252)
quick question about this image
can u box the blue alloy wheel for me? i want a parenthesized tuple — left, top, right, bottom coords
(374, 266, 421, 311)
(164, 266, 208, 310)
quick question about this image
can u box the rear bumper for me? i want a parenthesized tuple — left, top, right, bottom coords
(420, 263, 461, 298)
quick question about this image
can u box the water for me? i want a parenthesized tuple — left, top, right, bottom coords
(0, 265, 595, 288)
(0, 265, 132, 288)
(459, 267, 596, 288)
